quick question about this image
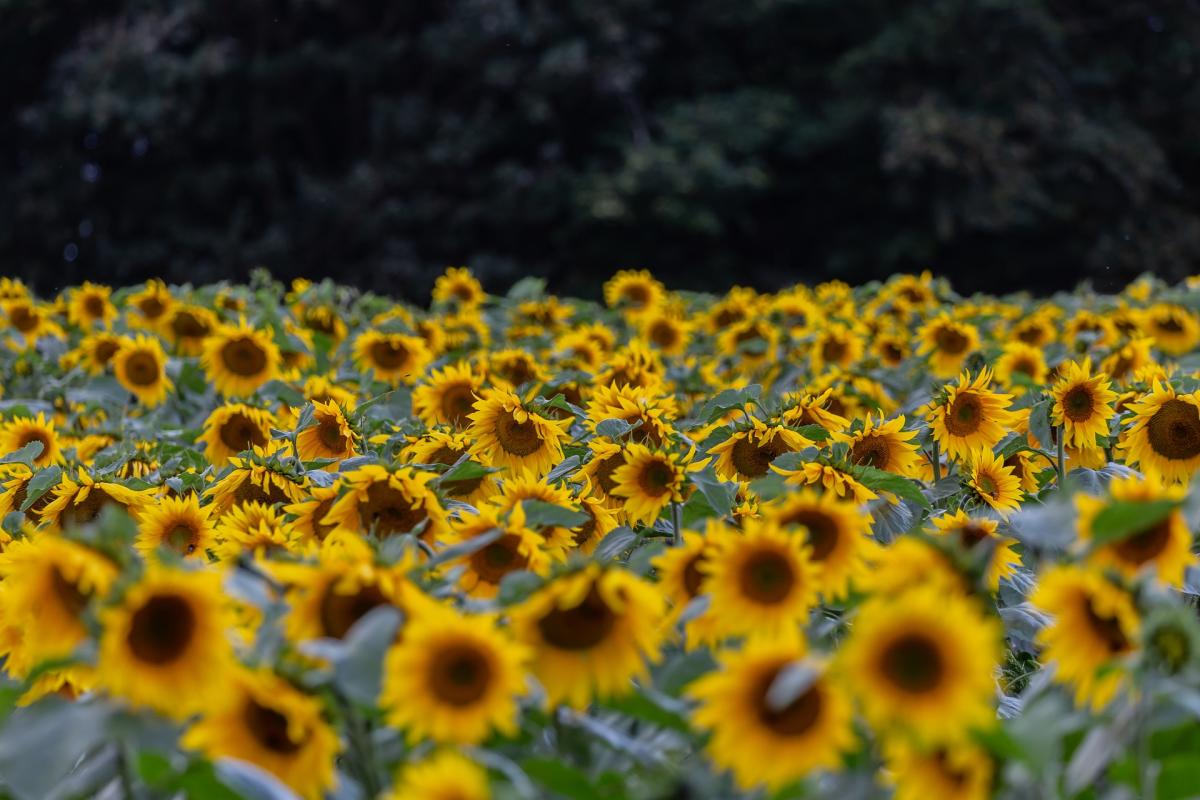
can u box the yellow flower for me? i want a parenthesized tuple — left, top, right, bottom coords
(709, 417, 814, 481)
(112, 334, 173, 407)
(885, 739, 994, 800)
(839, 587, 1001, 743)
(1119, 380, 1200, 484)
(467, 388, 570, 478)
(182, 669, 340, 800)
(584, 383, 679, 447)
(197, 402, 277, 466)
(432, 266, 486, 309)
(442, 504, 553, 598)
(604, 269, 665, 316)
(42, 467, 153, 528)
(163, 303, 219, 356)
(773, 461, 878, 503)
(916, 315, 980, 378)
(994, 341, 1048, 389)
(135, 493, 217, 561)
(610, 443, 689, 526)
(322, 464, 448, 543)
(0, 412, 62, 467)
(964, 448, 1023, 516)
(765, 489, 873, 600)
(1141, 303, 1200, 355)
(639, 311, 691, 356)
(927, 368, 1017, 462)
(930, 510, 1021, 591)
(810, 323, 865, 374)
(295, 400, 357, 464)
(690, 642, 856, 791)
(412, 362, 485, 429)
(781, 388, 850, 432)
(202, 320, 280, 397)
(352, 329, 432, 386)
(385, 750, 490, 800)
(126, 279, 175, 330)
(834, 414, 921, 476)
(380, 610, 528, 744)
(66, 282, 116, 328)
(1050, 358, 1117, 449)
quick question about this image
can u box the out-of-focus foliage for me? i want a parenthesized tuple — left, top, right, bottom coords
(4, 1, 1200, 297)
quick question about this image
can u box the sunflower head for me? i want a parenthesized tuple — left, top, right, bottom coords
(928, 369, 1016, 462)
(112, 334, 173, 407)
(432, 266, 486, 309)
(604, 269, 665, 316)
(466, 388, 570, 478)
(964, 448, 1022, 516)
(202, 320, 281, 397)
(385, 750, 491, 800)
(1120, 381, 1200, 484)
(916, 315, 980, 378)
(198, 403, 277, 466)
(352, 329, 432, 386)
(295, 400, 358, 464)
(412, 362, 485, 429)
(135, 493, 216, 561)
(0, 412, 62, 467)
(610, 443, 689, 526)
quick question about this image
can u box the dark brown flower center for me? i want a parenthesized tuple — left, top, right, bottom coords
(649, 321, 679, 349)
(682, 554, 707, 597)
(1112, 517, 1173, 566)
(593, 454, 623, 495)
(9, 305, 38, 333)
(730, 436, 788, 478)
(243, 699, 307, 754)
(637, 459, 675, 497)
(64, 487, 118, 526)
(1062, 386, 1096, 422)
(470, 534, 527, 584)
(821, 339, 847, 364)
(739, 550, 795, 604)
(319, 584, 389, 639)
(935, 326, 970, 355)
(537, 586, 616, 651)
(50, 567, 90, 617)
(171, 310, 211, 339)
(83, 295, 106, 319)
(439, 382, 477, 428)
(221, 337, 269, 377)
(880, 633, 944, 693)
(123, 352, 161, 387)
(93, 339, 119, 365)
(1146, 399, 1200, 460)
(369, 339, 410, 371)
(1084, 599, 1130, 653)
(218, 412, 267, 454)
(430, 645, 492, 706)
(777, 509, 839, 561)
(958, 524, 993, 548)
(851, 435, 891, 470)
(316, 415, 350, 452)
(495, 411, 544, 457)
(755, 665, 823, 736)
(137, 295, 166, 319)
(127, 594, 195, 665)
(945, 394, 983, 437)
(360, 483, 428, 538)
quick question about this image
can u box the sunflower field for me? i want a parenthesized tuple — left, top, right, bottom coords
(2, 269, 1200, 799)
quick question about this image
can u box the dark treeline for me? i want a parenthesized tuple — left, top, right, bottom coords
(4, 1, 1199, 300)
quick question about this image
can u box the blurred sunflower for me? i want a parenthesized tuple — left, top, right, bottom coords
(773, 461, 878, 503)
(766, 489, 873, 600)
(993, 341, 1048, 389)
(1141, 303, 1200, 355)
(885, 739, 994, 800)
(444, 505, 553, 598)
(42, 468, 152, 528)
(353, 329, 433, 386)
(916, 315, 980, 378)
(214, 500, 303, 560)
(585, 383, 678, 446)
(113, 334, 173, 407)
(66, 282, 116, 329)
(433, 266, 487, 309)
(412, 362, 485, 429)
(0, 412, 62, 467)
(810, 323, 865, 374)
(126, 279, 174, 330)
(163, 303, 219, 356)
(834, 414, 921, 476)
(323, 464, 448, 542)
(135, 493, 217, 561)
(930, 510, 1021, 591)
(203, 320, 280, 397)
(386, 750, 490, 800)
(198, 403, 276, 466)
(205, 442, 309, 514)
(604, 269, 665, 316)
(296, 400, 357, 465)
(1075, 475, 1193, 587)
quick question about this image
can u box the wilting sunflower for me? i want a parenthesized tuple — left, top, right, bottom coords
(113, 334, 173, 407)
(0, 536, 117, 669)
(202, 320, 280, 397)
(1120, 380, 1200, 484)
(916, 315, 980, 378)
(432, 266, 487, 309)
(385, 750, 491, 800)
(352, 329, 432, 386)
(766, 489, 873, 600)
(380, 610, 528, 744)
(927, 368, 1017, 462)
(1142, 302, 1200, 355)
(42, 468, 152, 528)
(1050, 358, 1117, 449)
(834, 414, 921, 477)
(702, 520, 820, 643)
(885, 739, 994, 800)
(585, 383, 678, 446)
(839, 587, 1001, 743)
(126, 279, 175, 331)
(163, 303, 219, 356)
(443, 505, 553, 598)
(323, 464, 448, 543)
(412, 362, 485, 429)
(930, 510, 1021, 591)
(135, 493, 217, 561)
(66, 282, 116, 328)
(610, 444, 689, 526)
(510, 565, 664, 708)
(97, 566, 232, 717)
(182, 669, 340, 800)
(963, 448, 1022, 516)
(1075, 475, 1194, 587)
(295, 400, 357, 465)
(198, 403, 276, 466)
(781, 388, 851, 432)
(0, 412, 62, 467)
(604, 269, 665, 316)
(773, 461, 878, 503)
(993, 342, 1048, 390)
(689, 642, 855, 791)
(1031, 566, 1139, 708)
(709, 417, 813, 481)
(467, 388, 570, 478)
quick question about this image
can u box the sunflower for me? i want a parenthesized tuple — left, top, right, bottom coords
(916, 315, 980, 378)
(709, 418, 813, 481)
(834, 414, 921, 477)
(467, 389, 570, 478)
(403, 429, 497, 505)
(432, 266, 487, 309)
(202, 320, 280, 397)
(386, 750, 491, 800)
(640, 311, 691, 356)
(1010, 312, 1057, 348)
(604, 269, 665, 316)
(717, 318, 780, 369)
(163, 303, 219, 356)
(298, 303, 349, 344)
(773, 461, 878, 503)
(71, 331, 125, 375)
(182, 669, 340, 800)
(1075, 475, 1194, 587)
(1065, 310, 1118, 351)
(443, 505, 553, 598)
(1119, 380, 1200, 484)
(839, 587, 1001, 743)
(322, 464, 448, 543)
(885, 740, 994, 800)
(0, 464, 56, 524)
(810, 323, 865, 374)
(930, 510, 1021, 591)
(67, 282, 116, 328)
(0, 412, 62, 467)
(1031, 566, 1139, 708)
(781, 388, 851, 432)
(97, 566, 233, 717)
(961, 448, 1020, 515)
(1101, 337, 1154, 385)
(135, 493, 217, 561)
(283, 553, 428, 642)
(927, 369, 1017, 462)
(204, 442, 310, 515)
(610, 444, 689, 526)
(0, 536, 117, 669)
(113, 334, 173, 407)
(1002, 449, 1044, 494)
(3, 298, 60, 345)
(412, 362, 485, 430)
(352, 329, 432, 386)
(302, 374, 358, 410)
(42, 468, 152, 528)
(1050, 358, 1117, 450)
(765, 489, 873, 600)
(215, 500, 305, 561)
(488, 470, 579, 554)
(1142, 302, 1200, 355)
(993, 342, 1048, 390)
(510, 565, 664, 708)
(380, 610, 528, 744)
(651, 529, 717, 619)
(283, 485, 340, 547)
(702, 520, 820, 643)
(584, 383, 678, 446)
(689, 642, 855, 791)
(578, 438, 628, 514)
(569, 494, 620, 554)
(295, 400, 357, 465)
(126, 279, 175, 330)
(873, 329, 910, 367)
(197, 403, 277, 466)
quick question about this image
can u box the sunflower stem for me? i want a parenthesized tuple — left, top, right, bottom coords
(931, 440, 941, 483)
(670, 501, 682, 546)
(1055, 425, 1066, 488)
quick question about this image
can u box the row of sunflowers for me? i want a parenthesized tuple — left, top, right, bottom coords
(1, 268, 1200, 798)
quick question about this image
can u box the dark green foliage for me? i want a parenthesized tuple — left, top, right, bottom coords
(3, 1, 1199, 298)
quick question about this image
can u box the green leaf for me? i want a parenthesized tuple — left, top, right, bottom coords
(690, 468, 734, 518)
(333, 605, 403, 705)
(521, 757, 606, 800)
(0, 440, 43, 467)
(850, 465, 930, 509)
(19, 466, 61, 511)
(594, 526, 638, 561)
(437, 456, 497, 485)
(427, 526, 504, 567)
(544, 455, 582, 483)
(521, 499, 589, 529)
(595, 418, 639, 439)
(497, 570, 544, 605)
(1090, 499, 1178, 545)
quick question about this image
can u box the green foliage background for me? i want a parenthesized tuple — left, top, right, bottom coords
(4, 1, 1199, 297)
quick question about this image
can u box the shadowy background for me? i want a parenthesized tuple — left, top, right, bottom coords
(4, 1, 1200, 301)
